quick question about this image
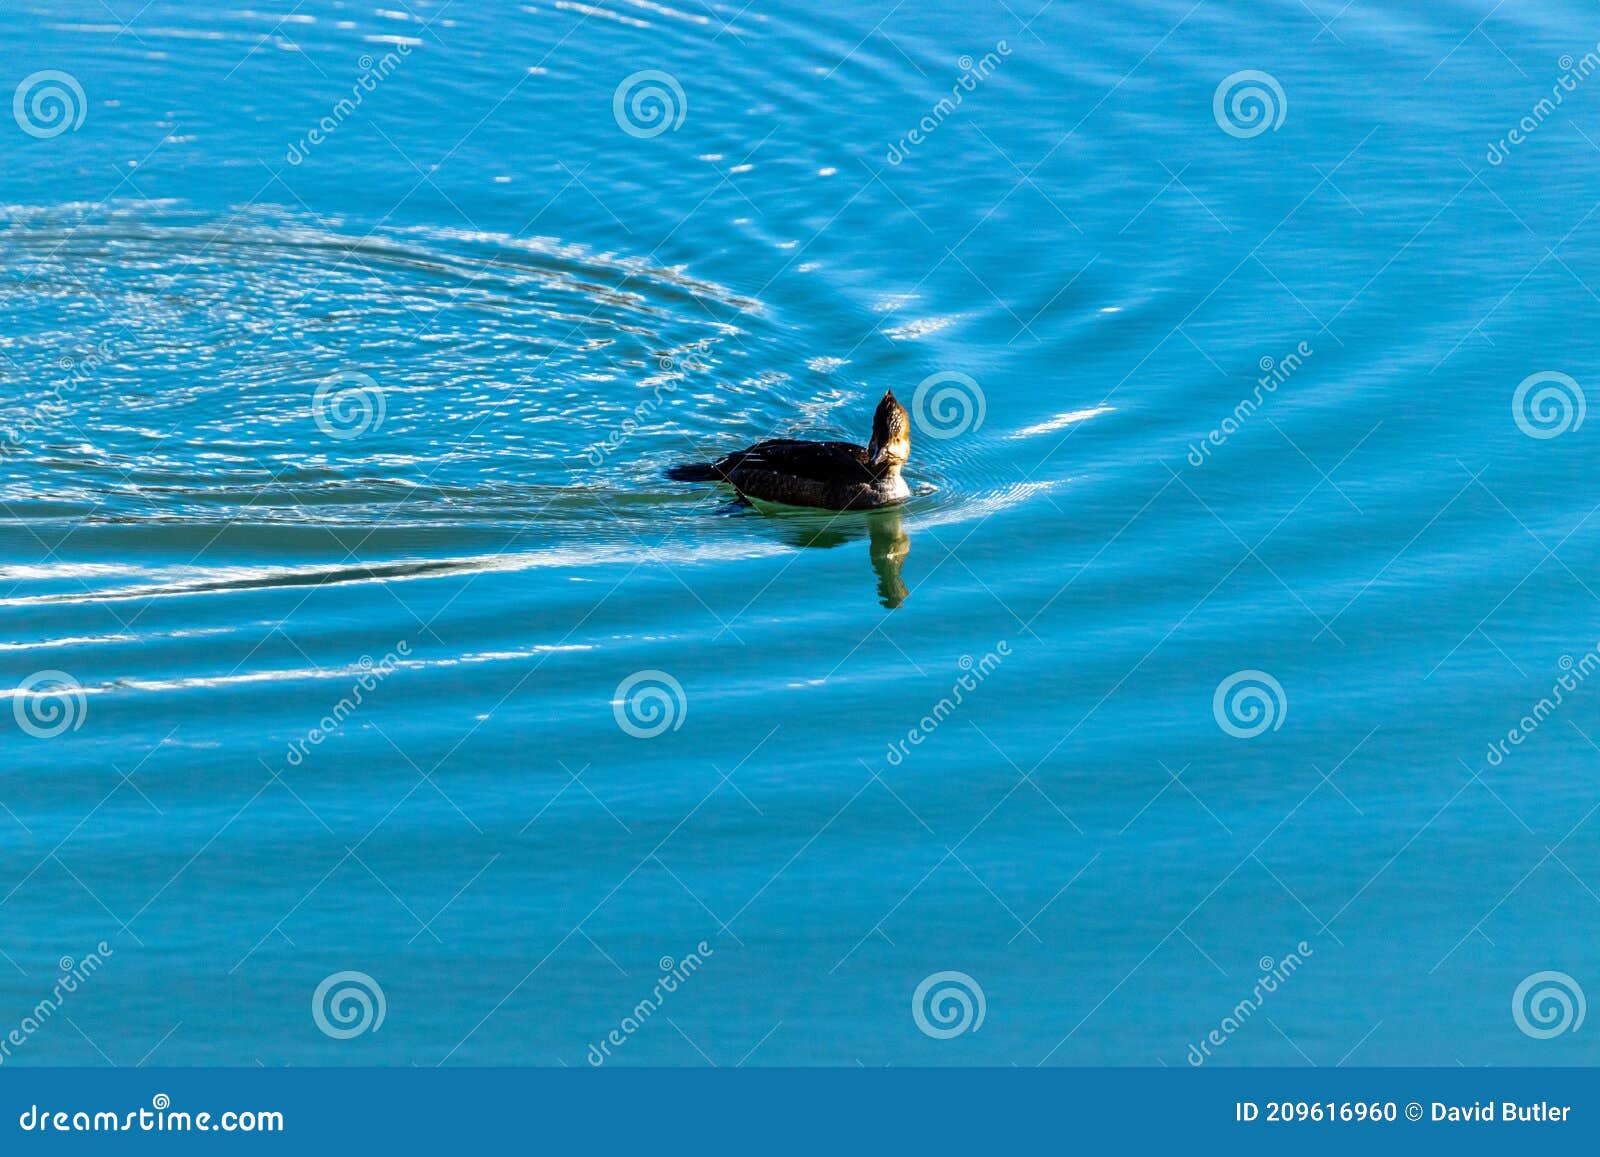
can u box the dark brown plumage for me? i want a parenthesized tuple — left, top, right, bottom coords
(668, 391, 912, 510)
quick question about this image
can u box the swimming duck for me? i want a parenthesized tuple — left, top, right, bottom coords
(667, 390, 912, 510)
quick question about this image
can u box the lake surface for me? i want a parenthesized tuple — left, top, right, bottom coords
(2, 0, 1598, 1066)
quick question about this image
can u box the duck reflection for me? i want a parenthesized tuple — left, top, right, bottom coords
(866, 507, 910, 608)
(761, 504, 911, 609)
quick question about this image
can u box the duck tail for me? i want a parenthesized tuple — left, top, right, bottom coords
(666, 462, 720, 482)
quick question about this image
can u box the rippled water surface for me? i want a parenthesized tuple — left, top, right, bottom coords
(3, 0, 1599, 1066)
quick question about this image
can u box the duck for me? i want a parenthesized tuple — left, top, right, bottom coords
(667, 390, 912, 510)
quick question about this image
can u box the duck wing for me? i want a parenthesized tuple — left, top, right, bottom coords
(717, 439, 876, 484)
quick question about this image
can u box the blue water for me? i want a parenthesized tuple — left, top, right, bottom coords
(2, 0, 1598, 1068)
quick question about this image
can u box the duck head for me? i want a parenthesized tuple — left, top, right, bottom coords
(866, 390, 911, 474)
